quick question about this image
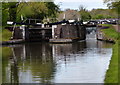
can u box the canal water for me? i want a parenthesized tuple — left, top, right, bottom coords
(2, 27, 113, 83)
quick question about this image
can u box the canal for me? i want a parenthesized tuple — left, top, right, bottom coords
(2, 27, 113, 83)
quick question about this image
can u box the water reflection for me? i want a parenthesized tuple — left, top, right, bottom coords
(2, 40, 113, 83)
(52, 42, 86, 64)
(86, 27, 96, 39)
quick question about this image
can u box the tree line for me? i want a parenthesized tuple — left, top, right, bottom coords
(2, 0, 119, 27)
(2, 2, 59, 26)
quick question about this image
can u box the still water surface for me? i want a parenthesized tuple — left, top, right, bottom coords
(2, 27, 113, 83)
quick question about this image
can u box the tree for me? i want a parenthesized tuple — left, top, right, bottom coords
(8, 2, 18, 21)
(2, 2, 18, 26)
(103, 0, 119, 3)
(2, 3, 9, 26)
(103, 0, 120, 14)
(43, 2, 59, 23)
(16, 2, 59, 22)
(79, 5, 86, 11)
(16, 2, 48, 22)
(90, 9, 117, 19)
(45, 2, 59, 18)
(79, 5, 91, 21)
(94, 14, 105, 19)
(2, 2, 59, 25)
(109, 1, 120, 14)
(80, 11, 91, 21)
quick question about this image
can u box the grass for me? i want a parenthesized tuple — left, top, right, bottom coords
(0, 28, 12, 42)
(0, 57, 1, 84)
(101, 24, 120, 41)
(101, 24, 119, 83)
(104, 41, 118, 83)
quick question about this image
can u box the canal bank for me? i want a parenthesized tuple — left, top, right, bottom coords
(98, 24, 119, 83)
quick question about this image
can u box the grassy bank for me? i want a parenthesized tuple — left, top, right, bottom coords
(101, 24, 119, 83)
(101, 24, 119, 41)
(104, 41, 118, 83)
(0, 29, 12, 42)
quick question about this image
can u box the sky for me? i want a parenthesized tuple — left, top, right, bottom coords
(54, 0, 108, 11)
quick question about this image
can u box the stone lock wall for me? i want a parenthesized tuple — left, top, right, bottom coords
(96, 26, 114, 42)
(54, 24, 86, 40)
(13, 27, 23, 39)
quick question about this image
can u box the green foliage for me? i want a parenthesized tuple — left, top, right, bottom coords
(79, 11, 91, 21)
(79, 5, 91, 21)
(16, 2, 59, 22)
(101, 24, 119, 83)
(17, 3, 33, 21)
(2, 2, 59, 25)
(2, 2, 18, 27)
(2, 3, 9, 27)
(104, 41, 118, 83)
(1, 29, 12, 41)
(90, 9, 117, 19)
(45, 2, 59, 17)
(8, 2, 18, 21)
(93, 14, 105, 19)
(103, 0, 120, 14)
(101, 24, 120, 40)
(17, 2, 47, 22)
(2, 9, 9, 26)
(110, 1, 120, 14)
(29, 2, 48, 19)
